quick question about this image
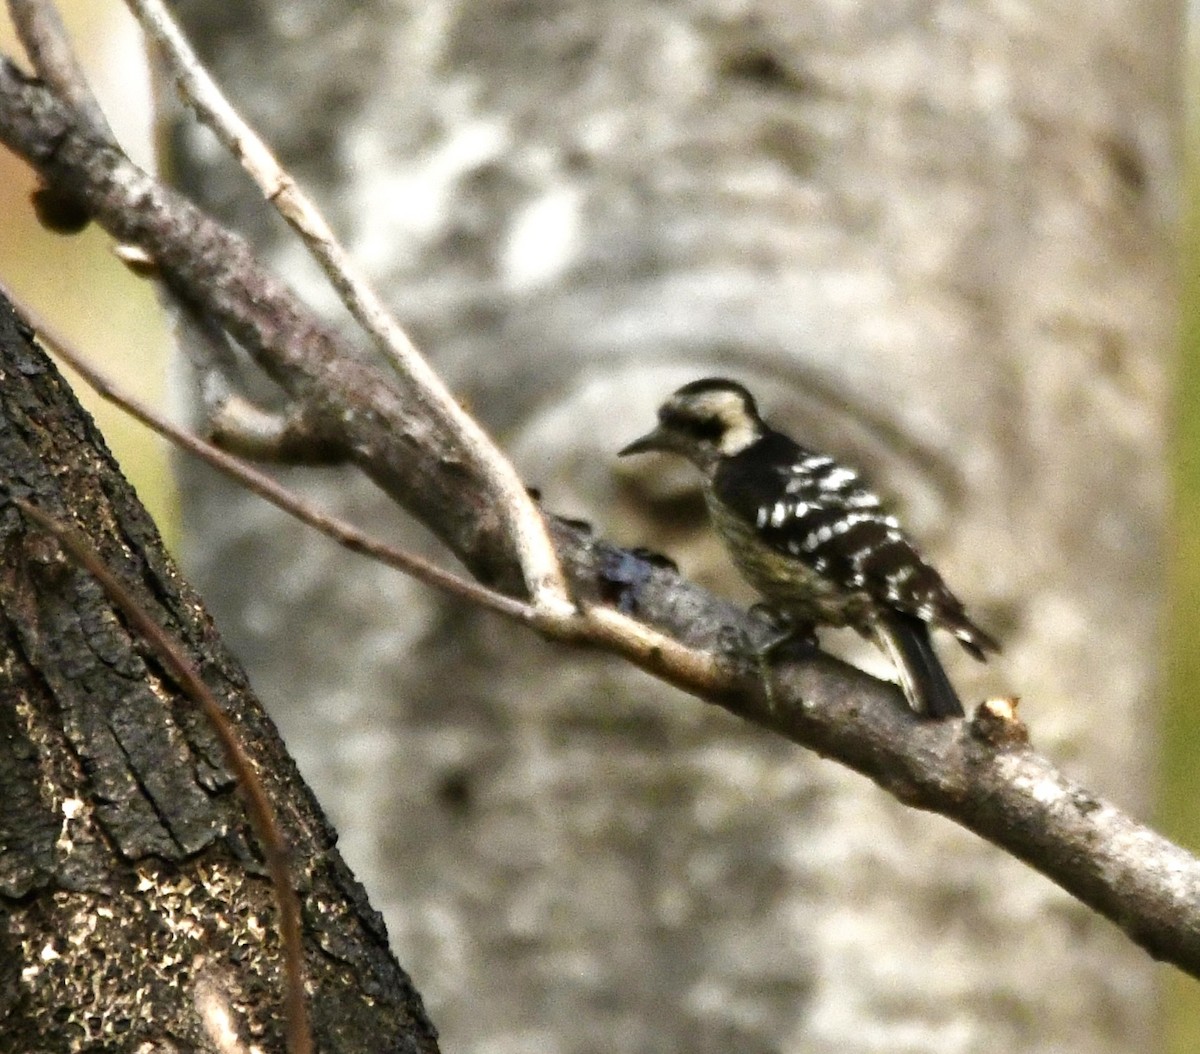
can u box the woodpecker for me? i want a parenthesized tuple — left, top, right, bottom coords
(618, 378, 998, 718)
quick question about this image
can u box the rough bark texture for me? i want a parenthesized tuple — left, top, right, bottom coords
(0, 295, 437, 1052)
(167, 2, 1178, 1052)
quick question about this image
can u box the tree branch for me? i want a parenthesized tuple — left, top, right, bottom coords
(1, 51, 1197, 982)
(121, 0, 571, 614)
(12, 293, 540, 626)
(0, 56, 543, 597)
(7, 0, 113, 142)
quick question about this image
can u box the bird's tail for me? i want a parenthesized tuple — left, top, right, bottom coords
(872, 613, 964, 719)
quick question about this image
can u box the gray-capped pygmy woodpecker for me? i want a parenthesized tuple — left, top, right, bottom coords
(619, 378, 998, 718)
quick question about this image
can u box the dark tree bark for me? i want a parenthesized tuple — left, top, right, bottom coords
(0, 293, 437, 1052)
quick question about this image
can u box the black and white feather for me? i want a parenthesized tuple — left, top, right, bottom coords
(620, 378, 998, 718)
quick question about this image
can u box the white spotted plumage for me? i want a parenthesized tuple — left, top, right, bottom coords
(619, 378, 1000, 718)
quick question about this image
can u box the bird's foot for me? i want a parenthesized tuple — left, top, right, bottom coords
(748, 604, 818, 660)
(717, 608, 818, 709)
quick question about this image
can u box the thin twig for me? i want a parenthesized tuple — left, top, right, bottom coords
(0, 63, 535, 594)
(9, 289, 538, 627)
(20, 292, 721, 690)
(13, 281, 727, 703)
(6, 0, 114, 142)
(15, 500, 313, 1054)
(119, 0, 572, 614)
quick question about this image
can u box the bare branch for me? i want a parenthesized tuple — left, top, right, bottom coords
(18, 290, 728, 683)
(206, 394, 346, 464)
(15, 501, 314, 1054)
(6, 0, 114, 142)
(9, 289, 538, 626)
(119, 0, 571, 613)
(0, 57, 532, 593)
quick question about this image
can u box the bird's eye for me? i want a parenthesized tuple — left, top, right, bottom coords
(686, 419, 725, 442)
(663, 409, 724, 442)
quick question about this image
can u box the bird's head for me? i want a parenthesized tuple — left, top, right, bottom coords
(619, 378, 765, 472)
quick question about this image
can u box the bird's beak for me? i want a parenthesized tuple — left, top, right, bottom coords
(619, 426, 668, 457)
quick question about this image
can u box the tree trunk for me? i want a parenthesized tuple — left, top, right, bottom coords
(169, 3, 1179, 1051)
(0, 293, 437, 1052)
